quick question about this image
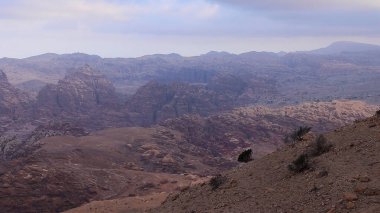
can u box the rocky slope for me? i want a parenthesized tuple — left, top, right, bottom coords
(0, 126, 225, 213)
(152, 112, 380, 213)
(3, 100, 369, 213)
(162, 100, 378, 159)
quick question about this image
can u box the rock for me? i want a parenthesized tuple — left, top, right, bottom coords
(357, 186, 380, 196)
(358, 176, 371, 182)
(35, 65, 128, 130)
(355, 185, 368, 194)
(317, 170, 329, 178)
(346, 201, 355, 209)
(161, 154, 176, 164)
(343, 192, 358, 201)
(127, 74, 275, 126)
(326, 207, 336, 213)
(0, 70, 31, 119)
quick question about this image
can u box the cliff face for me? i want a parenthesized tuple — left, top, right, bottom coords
(127, 81, 221, 126)
(35, 66, 129, 130)
(127, 74, 277, 126)
(37, 66, 119, 113)
(0, 70, 31, 122)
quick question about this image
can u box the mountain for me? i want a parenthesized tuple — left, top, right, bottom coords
(2, 43, 380, 104)
(128, 74, 277, 126)
(152, 112, 380, 213)
(0, 70, 32, 130)
(35, 65, 129, 130)
(15, 79, 47, 98)
(309, 41, 380, 55)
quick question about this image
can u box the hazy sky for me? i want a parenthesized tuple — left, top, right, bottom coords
(0, 0, 379, 58)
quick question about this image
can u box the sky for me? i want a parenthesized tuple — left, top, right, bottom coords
(0, 0, 379, 58)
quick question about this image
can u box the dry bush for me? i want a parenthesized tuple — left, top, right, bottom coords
(308, 135, 332, 157)
(284, 126, 312, 144)
(288, 154, 310, 173)
(209, 175, 227, 190)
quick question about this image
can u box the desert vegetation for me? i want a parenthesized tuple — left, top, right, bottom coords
(308, 135, 332, 157)
(288, 134, 332, 173)
(209, 175, 227, 190)
(284, 126, 312, 144)
(288, 154, 310, 173)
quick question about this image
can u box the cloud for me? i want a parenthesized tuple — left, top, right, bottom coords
(0, 0, 379, 58)
(0, 0, 220, 22)
(212, 0, 380, 10)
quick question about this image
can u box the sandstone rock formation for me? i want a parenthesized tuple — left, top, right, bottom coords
(0, 70, 31, 118)
(35, 65, 129, 130)
(128, 74, 277, 126)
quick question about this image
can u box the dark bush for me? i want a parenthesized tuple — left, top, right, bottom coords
(238, 149, 253, 163)
(288, 154, 310, 173)
(284, 126, 312, 144)
(209, 175, 227, 190)
(376, 110, 380, 117)
(308, 135, 332, 157)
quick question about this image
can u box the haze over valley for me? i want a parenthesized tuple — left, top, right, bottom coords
(0, 0, 380, 212)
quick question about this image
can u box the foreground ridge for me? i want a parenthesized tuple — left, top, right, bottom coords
(152, 114, 380, 213)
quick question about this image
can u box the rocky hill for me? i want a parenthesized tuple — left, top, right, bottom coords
(0, 100, 372, 213)
(162, 100, 377, 159)
(128, 74, 277, 126)
(0, 70, 31, 117)
(0, 126, 228, 213)
(152, 112, 380, 213)
(35, 65, 130, 130)
(0, 70, 33, 135)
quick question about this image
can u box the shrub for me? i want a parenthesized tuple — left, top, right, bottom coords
(284, 126, 312, 144)
(376, 110, 380, 117)
(308, 135, 332, 157)
(238, 149, 253, 163)
(209, 175, 227, 190)
(288, 154, 310, 173)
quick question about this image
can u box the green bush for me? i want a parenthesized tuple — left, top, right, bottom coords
(238, 149, 253, 163)
(288, 154, 309, 173)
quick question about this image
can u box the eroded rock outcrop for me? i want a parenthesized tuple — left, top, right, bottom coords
(128, 74, 277, 126)
(0, 70, 31, 118)
(35, 65, 130, 130)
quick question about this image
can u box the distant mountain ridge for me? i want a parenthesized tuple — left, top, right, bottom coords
(308, 41, 380, 55)
(1, 41, 380, 104)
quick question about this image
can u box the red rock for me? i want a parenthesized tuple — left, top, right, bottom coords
(343, 192, 358, 201)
